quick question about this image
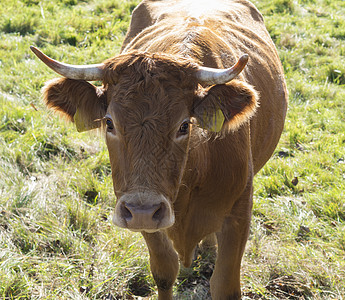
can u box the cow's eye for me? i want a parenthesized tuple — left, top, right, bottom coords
(106, 118, 114, 132)
(178, 121, 190, 135)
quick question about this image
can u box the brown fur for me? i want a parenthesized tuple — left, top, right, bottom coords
(40, 0, 288, 299)
(43, 78, 107, 129)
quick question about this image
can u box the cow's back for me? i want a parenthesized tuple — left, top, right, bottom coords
(122, 0, 288, 174)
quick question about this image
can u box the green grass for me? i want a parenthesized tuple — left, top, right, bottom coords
(0, 0, 344, 298)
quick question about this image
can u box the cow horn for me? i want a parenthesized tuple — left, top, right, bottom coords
(30, 46, 104, 81)
(195, 54, 249, 85)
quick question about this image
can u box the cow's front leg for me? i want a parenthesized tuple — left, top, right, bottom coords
(142, 231, 179, 300)
(210, 182, 253, 300)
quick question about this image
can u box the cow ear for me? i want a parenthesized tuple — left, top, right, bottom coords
(193, 81, 258, 133)
(42, 78, 107, 132)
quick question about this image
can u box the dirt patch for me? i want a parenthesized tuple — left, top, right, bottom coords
(265, 275, 311, 299)
(127, 272, 153, 297)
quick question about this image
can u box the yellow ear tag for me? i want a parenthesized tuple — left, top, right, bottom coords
(202, 108, 225, 132)
(212, 108, 225, 132)
(73, 109, 88, 132)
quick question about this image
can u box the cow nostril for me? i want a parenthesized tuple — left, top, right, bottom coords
(121, 203, 133, 221)
(152, 203, 165, 222)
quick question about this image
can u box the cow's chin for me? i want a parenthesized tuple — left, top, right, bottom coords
(113, 214, 175, 233)
(112, 215, 175, 233)
(112, 191, 175, 231)
(129, 228, 163, 234)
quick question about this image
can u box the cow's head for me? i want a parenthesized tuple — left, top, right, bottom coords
(31, 47, 258, 232)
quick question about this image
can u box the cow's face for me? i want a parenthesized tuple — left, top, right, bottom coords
(106, 97, 192, 231)
(34, 49, 258, 232)
(103, 56, 199, 231)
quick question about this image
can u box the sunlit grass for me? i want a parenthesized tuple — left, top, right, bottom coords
(0, 0, 344, 298)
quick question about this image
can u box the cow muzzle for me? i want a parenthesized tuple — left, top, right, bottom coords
(112, 191, 175, 232)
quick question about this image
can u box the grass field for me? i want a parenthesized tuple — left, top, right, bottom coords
(0, 0, 344, 299)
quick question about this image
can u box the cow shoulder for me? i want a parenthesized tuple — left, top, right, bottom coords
(121, 0, 165, 51)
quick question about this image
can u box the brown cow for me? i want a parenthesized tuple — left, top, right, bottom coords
(31, 0, 288, 298)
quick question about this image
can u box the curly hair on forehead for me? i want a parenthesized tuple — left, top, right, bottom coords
(102, 51, 199, 89)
